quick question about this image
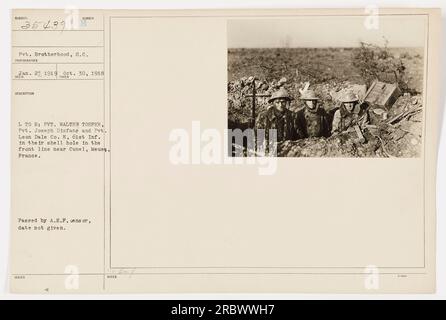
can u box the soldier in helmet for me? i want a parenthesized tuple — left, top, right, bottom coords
(331, 92, 369, 135)
(255, 87, 299, 142)
(294, 90, 331, 138)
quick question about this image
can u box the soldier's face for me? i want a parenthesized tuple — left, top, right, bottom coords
(305, 100, 317, 110)
(344, 102, 355, 112)
(274, 98, 289, 112)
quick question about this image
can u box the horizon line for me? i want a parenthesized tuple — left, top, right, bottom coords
(228, 46, 424, 49)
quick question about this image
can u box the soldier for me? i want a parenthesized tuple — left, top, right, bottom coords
(255, 88, 299, 142)
(294, 90, 331, 138)
(331, 92, 369, 135)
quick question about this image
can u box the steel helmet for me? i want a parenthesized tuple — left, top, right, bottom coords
(341, 92, 359, 103)
(268, 88, 293, 103)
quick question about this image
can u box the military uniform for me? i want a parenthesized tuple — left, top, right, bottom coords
(295, 90, 330, 138)
(255, 107, 299, 142)
(295, 107, 330, 138)
(331, 92, 369, 134)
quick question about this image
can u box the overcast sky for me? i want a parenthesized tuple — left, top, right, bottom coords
(228, 15, 427, 48)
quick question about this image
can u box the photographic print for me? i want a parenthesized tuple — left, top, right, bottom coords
(227, 16, 426, 157)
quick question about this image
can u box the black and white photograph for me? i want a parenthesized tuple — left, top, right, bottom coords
(227, 16, 426, 157)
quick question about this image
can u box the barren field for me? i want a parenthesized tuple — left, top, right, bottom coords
(228, 47, 424, 92)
